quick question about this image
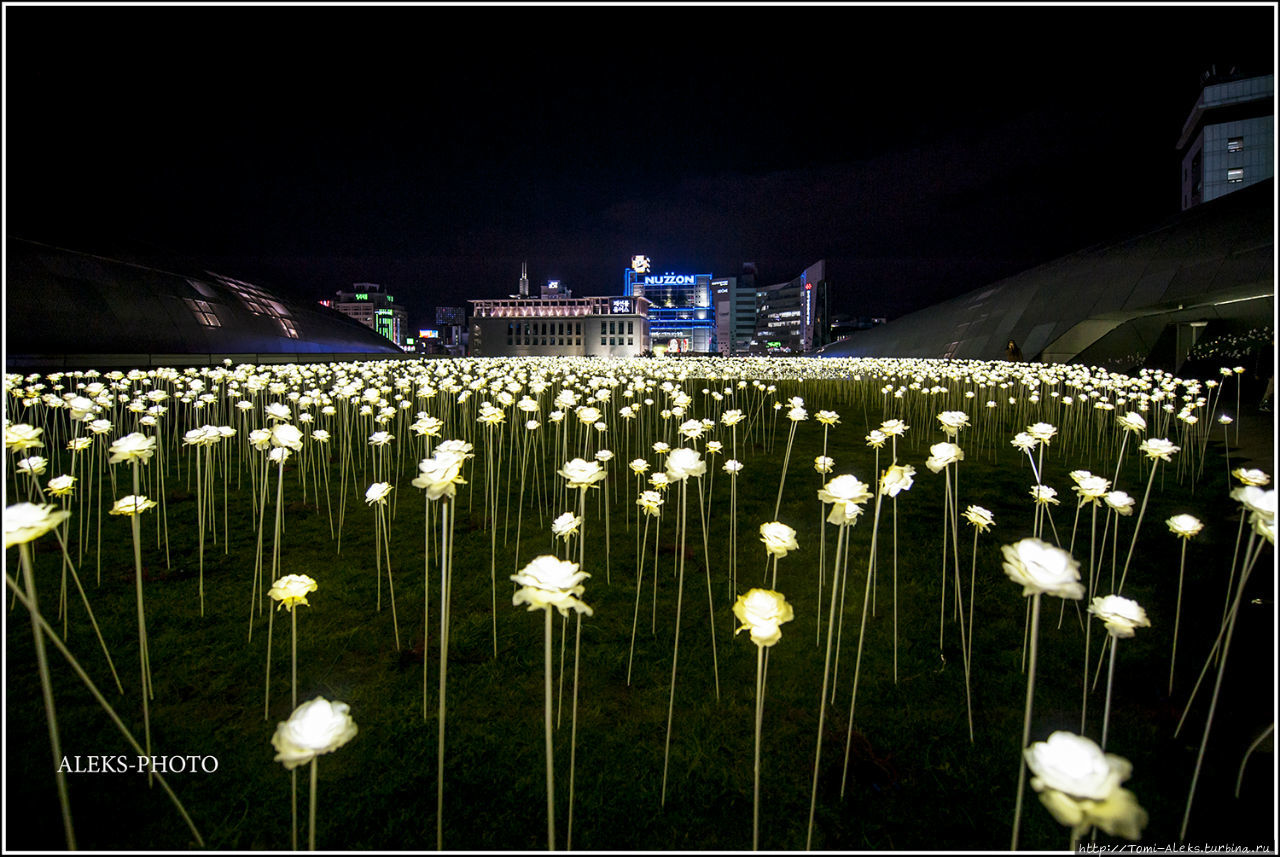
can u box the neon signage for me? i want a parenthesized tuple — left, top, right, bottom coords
(643, 274, 696, 286)
(611, 299, 632, 314)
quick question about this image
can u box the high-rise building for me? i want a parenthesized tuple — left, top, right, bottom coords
(323, 283, 407, 346)
(1177, 69, 1273, 210)
(623, 255, 715, 353)
(749, 260, 830, 355)
(435, 305, 465, 327)
(713, 263, 759, 356)
(434, 305, 466, 348)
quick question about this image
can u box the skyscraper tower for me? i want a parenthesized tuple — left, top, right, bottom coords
(519, 261, 530, 298)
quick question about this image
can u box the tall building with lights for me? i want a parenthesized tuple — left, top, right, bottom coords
(323, 283, 407, 346)
(623, 255, 716, 353)
(749, 260, 830, 355)
(1177, 69, 1273, 210)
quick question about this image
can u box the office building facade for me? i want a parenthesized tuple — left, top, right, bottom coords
(1178, 70, 1273, 210)
(468, 295, 651, 358)
(623, 255, 715, 353)
(713, 263, 759, 356)
(323, 283, 408, 346)
(750, 260, 830, 354)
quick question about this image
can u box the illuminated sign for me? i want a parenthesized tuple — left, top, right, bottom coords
(631, 255, 651, 273)
(611, 299, 631, 314)
(643, 274, 695, 286)
(419, 329, 439, 339)
(355, 293, 368, 301)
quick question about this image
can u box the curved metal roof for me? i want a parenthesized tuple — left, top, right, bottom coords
(5, 238, 404, 366)
(819, 179, 1274, 370)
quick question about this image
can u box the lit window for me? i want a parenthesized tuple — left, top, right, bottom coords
(1227, 137, 1243, 153)
(184, 298, 221, 327)
(1227, 168, 1244, 183)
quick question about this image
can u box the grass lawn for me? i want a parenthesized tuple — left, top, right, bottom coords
(5, 369, 1274, 851)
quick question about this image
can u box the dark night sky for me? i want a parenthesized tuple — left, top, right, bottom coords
(4, 3, 1275, 333)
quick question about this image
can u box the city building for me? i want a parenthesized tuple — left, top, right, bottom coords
(434, 305, 466, 349)
(713, 263, 759, 356)
(623, 255, 715, 353)
(749, 260, 831, 355)
(322, 283, 408, 346)
(468, 266, 650, 357)
(1178, 68, 1273, 210)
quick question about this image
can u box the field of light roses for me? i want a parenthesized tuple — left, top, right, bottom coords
(4, 355, 1275, 852)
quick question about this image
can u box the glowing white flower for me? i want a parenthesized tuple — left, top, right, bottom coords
(1138, 438, 1179, 462)
(723, 459, 743, 474)
(271, 424, 304, 451)
(865, 430, 887, 448)
(879, 419, 909, 436)
(269, 574, 318, 612)
(664, 448, 706, 481)
(1024, 730, 1131, 801)
(5, 502, 71, 548)
(413, 453, 468, 501)
(678, 419, 704, 439)
(630, 459, 650, 474)
(1088, 595, 1150, 638)
(17, 456, 47, 476)
(1073, 475, 1111, 505)
(963, 505, 995, 531)
(818, 474, 872, 525)
(265, 402, 292, 422)
(46, 475, 77, 497)
(271, 697, 358, 771)
(721, 409, 744, 426)
(511, 555, 593, 617)
(1026, 422, 1058, 444)
(1166, 514, 1203, 539)
(936, 410, 970, 435)
(816, 410, 840, 426)
(5, 423, 45, 452)
(368, 430, 394, 446)
(1103, 491, 1134, 515)
(732, 588, 794, 648)
(1031, 485, 1060, 505)
(759, 521, 799, 558)
(365, 482, 393, 505)
(814, 455, 834, 474)
(1116, 411, 1147, 436)
(880, 463, 915, 497)
(636, 490, 664, 516)
(925, 442, 964, 473)
(1001, 537, 1083, 599)
(559, 458, 606, 489)
(1011, 432, 1038, 451)
(108, 432, 156, 464)
(1231, 468, 1270, 487)
(551, 512, 581, 540)
(109, 495, 158, 517)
